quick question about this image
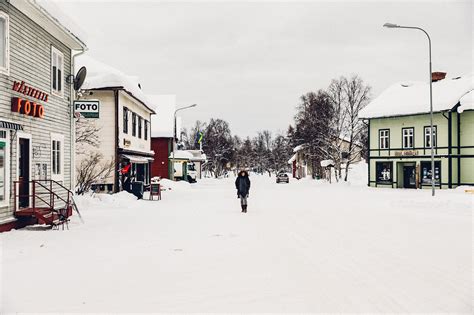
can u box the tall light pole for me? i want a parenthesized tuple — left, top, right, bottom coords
(383, 23, 435, 197)
(172, 104, 197, 180)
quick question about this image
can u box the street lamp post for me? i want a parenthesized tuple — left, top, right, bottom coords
(172, 104, 197, 180)
(383, 23, 435, 196)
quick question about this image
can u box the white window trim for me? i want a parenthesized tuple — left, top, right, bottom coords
(424, 126, 437, 148)
(0, 11, 10, 76)
(0, 129, 10, 207)
(51, 133, 64, 181)
(51, 46, 64, 98)
(402, 128, 414, 149)
(379, 130, 389, 149)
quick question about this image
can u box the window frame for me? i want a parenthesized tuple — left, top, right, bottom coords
(51, 46, 64, 98)
(424, 125, 437, 148)
(51, 133, 64, 181)
(402, 127, 414, 149)
(123, 107, 129, 134)
(132, 112, 137, 137)
(0, 11, 10, 75)
(379, 129, 390, 149)
(138, 116, 142, 139)
(144, 120, 148, 140)
(420, 160, 441, 186)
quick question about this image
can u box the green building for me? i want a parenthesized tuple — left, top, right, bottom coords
(360, 73, 473, 189)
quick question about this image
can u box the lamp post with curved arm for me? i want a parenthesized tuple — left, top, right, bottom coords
(171, 104, 197, 180)
(383, 23, 435, 196)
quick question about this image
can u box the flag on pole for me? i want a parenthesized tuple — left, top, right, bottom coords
(197, 131, 203, 144)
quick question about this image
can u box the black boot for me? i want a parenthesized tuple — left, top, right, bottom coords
(243, 205, 247, 213)
(241, 204, 245, 212)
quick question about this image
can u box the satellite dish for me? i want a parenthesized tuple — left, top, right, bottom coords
(74, 66, 87, 91)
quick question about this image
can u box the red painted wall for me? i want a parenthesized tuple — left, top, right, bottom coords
(151, 137, 172, 179)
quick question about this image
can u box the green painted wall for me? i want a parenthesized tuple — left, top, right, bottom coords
(368, 109, 474, 188)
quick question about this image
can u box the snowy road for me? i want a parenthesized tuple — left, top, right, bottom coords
(1, 170, 472, 313)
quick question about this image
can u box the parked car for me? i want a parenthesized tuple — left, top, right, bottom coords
(276, 172, 289, 183)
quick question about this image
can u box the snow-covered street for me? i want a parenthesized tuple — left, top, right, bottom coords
(1, 166, 472, 313)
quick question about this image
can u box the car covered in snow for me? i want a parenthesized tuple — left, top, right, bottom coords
(276, 172, 289, 183)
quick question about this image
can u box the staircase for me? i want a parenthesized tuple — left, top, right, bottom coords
(13, 180, 79, 229)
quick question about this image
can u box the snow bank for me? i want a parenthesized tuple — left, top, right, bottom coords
(360, 73, 473, 118)
(159, 178, 192, 191)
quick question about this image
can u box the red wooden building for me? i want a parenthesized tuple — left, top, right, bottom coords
(150, 137, 173, 179)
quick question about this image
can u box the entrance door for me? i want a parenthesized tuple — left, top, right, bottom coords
(18, 138, 30, 208)
(403, 165, 416, 189)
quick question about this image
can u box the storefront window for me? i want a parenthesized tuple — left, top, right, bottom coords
(376, 161, 392, 183)
(421, 161, 441, 185)
(0, 141, 5, 202)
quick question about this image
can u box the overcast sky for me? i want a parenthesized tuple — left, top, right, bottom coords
(54, 0, 472, 138)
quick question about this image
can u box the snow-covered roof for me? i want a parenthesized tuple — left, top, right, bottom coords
(459, 90, 474, 113)
(186, 150, 207, 162)
(169, 150, 194, 160)
(75, 55, 155, 113)
(321, 159, 335, 167)
(293, 144, 308, 152)
(11, 0, 87, 50)
(359, 73, 473, 119)
(149, 95, 176, 138)
(288, 153, 298, 164)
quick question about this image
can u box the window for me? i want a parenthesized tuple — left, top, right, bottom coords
(51, 134, 64, 180)
(144, 120, 148, 140)
(379, 129, 390, 149)
(402, 128, 414, 149)
(123, 107, 129, 134)
(421, 161, 441, 185)
(424, 126, 437, 148)
(376, 161, 392, 183)
(138, 116, 142, 139)
(0, 130, 8, 204)
(132, 113, 137, 137)
(51, 46, 64, 97)
(0, 11, 9, 75)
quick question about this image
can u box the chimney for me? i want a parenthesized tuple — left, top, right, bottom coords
(432, 72, 447, 82)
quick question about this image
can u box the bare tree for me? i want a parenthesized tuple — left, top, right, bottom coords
(342, 75, 371, 181)
(75, 118, 100, 151)
(75, 153, 115, 195)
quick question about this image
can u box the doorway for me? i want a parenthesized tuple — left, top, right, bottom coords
(18, 138, 30, 208)
(402, 164, 416, 189)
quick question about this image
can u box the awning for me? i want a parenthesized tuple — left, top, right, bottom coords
(122, 154, 153, 164)
(0, 120, 23, 130)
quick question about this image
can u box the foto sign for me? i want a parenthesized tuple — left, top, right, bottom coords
(74, 100, 100, 118)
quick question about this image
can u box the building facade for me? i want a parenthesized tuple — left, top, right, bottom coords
(0, 0, 86, 231)
(361, 73, 473, 189)
(150, 137, 173, 179)
(75, 57, 155, 193)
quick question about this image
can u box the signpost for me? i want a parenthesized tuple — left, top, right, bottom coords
(74, 100, 100, 118)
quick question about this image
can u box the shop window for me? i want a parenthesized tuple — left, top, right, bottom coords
(424, 126, 437, 148)
(421, 161, 441, 185)
(51, 46, 64, 97)
(132, 113, 137, 137)
(144, 120, 148, 140)
(0, 130, 8, 204)
(123, 107, 129, 134)
(402, 128, 414, 149)
(51, 134, 64, 180)
(376, 161, 392, 183)
(138, 116, 142, 139)
(0, 11, 10, 75)
(379, 129, 389, 149)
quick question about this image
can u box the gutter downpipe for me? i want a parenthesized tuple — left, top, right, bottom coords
(70, 47, 88, 193)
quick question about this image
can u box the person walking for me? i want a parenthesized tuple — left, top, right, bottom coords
(235, 170, 251, 213)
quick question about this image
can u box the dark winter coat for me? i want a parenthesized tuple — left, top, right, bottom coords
(235, 172, 251, 197)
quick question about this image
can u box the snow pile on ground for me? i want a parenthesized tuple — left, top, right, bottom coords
(1, 174, 472, 313)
